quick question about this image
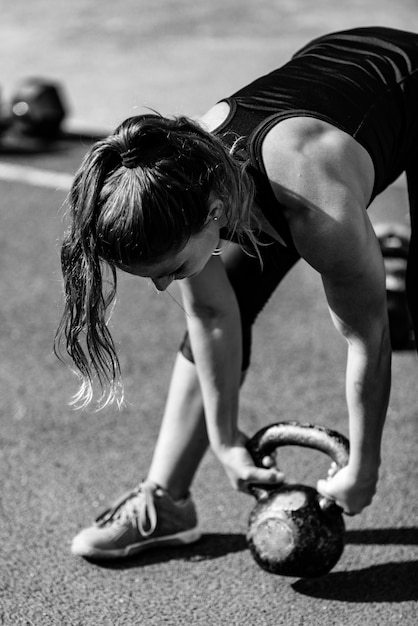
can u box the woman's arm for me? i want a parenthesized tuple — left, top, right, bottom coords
(296, 213, 391, 514)
(318, 250, 391, 514)
(179, 254, 284, 491)
(263, 119, 391, 514)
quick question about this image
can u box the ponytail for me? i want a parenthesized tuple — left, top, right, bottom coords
(55, 113, 257, 408)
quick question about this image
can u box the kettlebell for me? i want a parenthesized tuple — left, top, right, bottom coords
(11, 78, 67, 138)
(246, 421, 349, 578)
(374, 221, 414, 350)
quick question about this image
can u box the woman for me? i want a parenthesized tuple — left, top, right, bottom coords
(56, 26, 418, 559)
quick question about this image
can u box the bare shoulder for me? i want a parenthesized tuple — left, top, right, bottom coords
(261, 118, 380, 278)
(197, 102, 231, 133)
(262, 117, 375, 209)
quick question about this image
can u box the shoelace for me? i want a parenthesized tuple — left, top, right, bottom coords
(96, 483, 158, 537)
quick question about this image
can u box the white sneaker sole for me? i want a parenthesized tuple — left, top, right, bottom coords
(72, 527, 202, 560)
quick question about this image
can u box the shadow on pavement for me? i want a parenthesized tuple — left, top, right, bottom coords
(87, 532, 247, 570)
(345, 527, 418, 545)
(86, 527, 418, 602)
(293, 527, 418, 602)
(292, 561, 418, 602)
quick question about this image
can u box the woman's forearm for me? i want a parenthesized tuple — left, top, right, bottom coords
(345, 333, 391, 477)
(185, 310, 243, 452)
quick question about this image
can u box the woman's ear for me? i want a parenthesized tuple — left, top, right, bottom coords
(207, 195, 224, 223)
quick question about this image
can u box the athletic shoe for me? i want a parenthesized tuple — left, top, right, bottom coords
(71, 481, 201, 559)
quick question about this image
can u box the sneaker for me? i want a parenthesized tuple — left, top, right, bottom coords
(71, 481, 201, 559)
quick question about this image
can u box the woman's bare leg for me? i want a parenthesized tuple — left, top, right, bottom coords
(146, 352, 209, 500)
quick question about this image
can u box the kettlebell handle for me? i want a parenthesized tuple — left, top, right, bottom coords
(246, 421, 350, 505)
(247, 421, 349, 469)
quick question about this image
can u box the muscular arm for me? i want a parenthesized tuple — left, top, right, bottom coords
(319, 236, 391, 513)
(264, 118, 392, 513)
(303, 206, 391, 514)
(180, 254, 242, 449)
(179, 254, 284, 490)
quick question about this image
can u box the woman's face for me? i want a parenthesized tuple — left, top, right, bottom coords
(123, 212, 222, 291)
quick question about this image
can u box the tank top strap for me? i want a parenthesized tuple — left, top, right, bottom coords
(214, 98, 298, 251)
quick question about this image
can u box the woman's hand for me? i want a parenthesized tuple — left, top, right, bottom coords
(216, 431, 285, 493)
(317, 463, 379, 515)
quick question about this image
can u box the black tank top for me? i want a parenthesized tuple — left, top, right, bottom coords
(214, 27, 418, 248)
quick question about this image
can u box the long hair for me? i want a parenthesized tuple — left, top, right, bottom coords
(55, 113, 256, 409)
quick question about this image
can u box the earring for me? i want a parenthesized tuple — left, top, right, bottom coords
(212, 238, 224, 256)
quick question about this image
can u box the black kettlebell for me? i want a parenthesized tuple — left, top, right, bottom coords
(11, 77, 67, 138)
(374, 221, 414, 350)
(246, 421, 350, 578)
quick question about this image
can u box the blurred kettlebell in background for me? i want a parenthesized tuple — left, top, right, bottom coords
(246, 421, 349, 578)
(11, 77, 67, 138)
(374, 222, 414, 350)
(0, 77, 68, 142)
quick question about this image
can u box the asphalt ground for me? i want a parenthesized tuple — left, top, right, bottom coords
(1, 2, 418, 625)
